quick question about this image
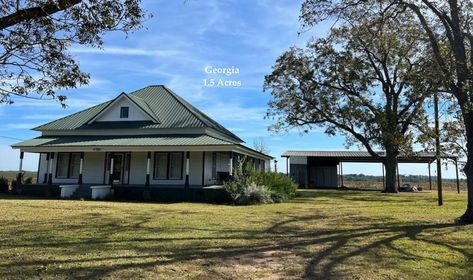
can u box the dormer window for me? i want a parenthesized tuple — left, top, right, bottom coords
(120, 106, 129, 118)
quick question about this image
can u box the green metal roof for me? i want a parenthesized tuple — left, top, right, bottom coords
(12, 135, 234, 148)
(33, 85, 243, 143)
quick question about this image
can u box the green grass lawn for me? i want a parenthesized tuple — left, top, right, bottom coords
(0, 190, 472, 279)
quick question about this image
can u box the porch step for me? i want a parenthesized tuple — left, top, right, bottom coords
(71, 185, 92, 199)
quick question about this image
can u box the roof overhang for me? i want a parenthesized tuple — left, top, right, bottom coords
(281, 150, 457, 164)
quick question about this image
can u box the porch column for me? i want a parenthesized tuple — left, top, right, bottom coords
(109, 153, 114, 186)
(17, 151, 24, 184)
(185, 152, 190, 188)
(340, 161, 344, 187)
(48, 152, 54, 185)
(43, 153, 50, 183)
(274, 159, 277, 173)
(201, 152, 206, 187)
(145, 152, 151, 186)
(78, 152, 84, 184)
(455, 159, 460, 194)
(428, 162, 432, 190)
(229, 152, 234, 176)
(382, 163, 385, 189)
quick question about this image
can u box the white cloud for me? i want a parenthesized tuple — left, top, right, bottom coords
(70, 46, 182, 57)
(201, 102, 267, 122)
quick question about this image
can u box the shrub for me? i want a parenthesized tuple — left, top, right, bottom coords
(223, 156, 298, 205)
(248, 171, 298, 201)
(23, 177, 33, 184)
(238, 183, 273, 205)
(0, 177, 8, 193)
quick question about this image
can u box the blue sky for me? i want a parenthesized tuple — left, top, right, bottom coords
(0, 0, 462, 179)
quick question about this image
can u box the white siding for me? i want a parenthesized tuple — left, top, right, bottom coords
(203, 151, 214, 185)
(95, 98, 152, 122)
(82, 153, 106, 184)
(129, 152, 147, 185)
(189, 151, 204, 186)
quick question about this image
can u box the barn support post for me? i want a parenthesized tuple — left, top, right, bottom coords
(338, 164, 342, 188)
(455, 159, 460, 194)
(396, 163, 401, 190)
(382, 163, 385, 190)
(340, 162, 344, 187)
(286, 157, 289, 176)
(428, 162, 432, 190)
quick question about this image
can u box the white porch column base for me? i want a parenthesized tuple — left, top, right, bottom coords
(60, 185, 79, 198)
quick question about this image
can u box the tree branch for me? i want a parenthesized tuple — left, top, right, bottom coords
(0, 0, 82, 30)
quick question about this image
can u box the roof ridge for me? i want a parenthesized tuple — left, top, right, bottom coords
(125, 93, 161, 123)
(160, 86, 243, 143)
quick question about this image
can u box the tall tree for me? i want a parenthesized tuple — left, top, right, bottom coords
(0, 0, 147, 105)
(265, 11, 438, 193)
(300, 0, 473, 223)
(253, 137, 271, 155)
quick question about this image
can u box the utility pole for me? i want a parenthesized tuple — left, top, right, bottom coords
(434, 91, 443, 206)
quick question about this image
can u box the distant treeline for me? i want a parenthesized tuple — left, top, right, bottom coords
(0, 171, 37, 182)
(344, 173, 465, 183)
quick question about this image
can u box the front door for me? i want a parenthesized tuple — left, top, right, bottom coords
(112, 154, 124, 184)
(105, 152, 130, 185)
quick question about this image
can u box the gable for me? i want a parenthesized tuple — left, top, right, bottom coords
(90, 94, 156, 123)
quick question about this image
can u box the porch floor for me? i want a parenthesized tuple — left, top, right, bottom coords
(29, 183, 224, 190)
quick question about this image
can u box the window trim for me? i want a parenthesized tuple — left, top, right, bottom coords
(153, 152, 184, 180)
(120, 106, 129, 118)
(55, 152, 81, 179)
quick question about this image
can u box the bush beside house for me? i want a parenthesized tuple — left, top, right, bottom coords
(224, 157, 297, 205)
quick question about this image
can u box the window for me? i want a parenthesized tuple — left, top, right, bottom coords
(169, 152, 183, 179)
(153, 152, 183, 180)
(154, 153, 168, 180)
(120, 106, 129, 118)
(56, 152, 81, 179)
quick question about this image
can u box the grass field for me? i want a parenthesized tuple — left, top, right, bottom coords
(0, 190, 472, 279)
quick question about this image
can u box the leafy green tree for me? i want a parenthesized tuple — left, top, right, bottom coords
(0, 0, 147, 105)
(264, 11, 439, 193)
(300, 0, 473, 223)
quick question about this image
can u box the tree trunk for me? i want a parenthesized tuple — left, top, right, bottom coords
(457, 111, 473, 223)
(384, 150, 399, 193)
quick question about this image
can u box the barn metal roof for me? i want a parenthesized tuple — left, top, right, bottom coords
(281, 150, 457, 163)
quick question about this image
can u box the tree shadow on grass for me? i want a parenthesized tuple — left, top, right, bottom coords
(1, 213, 471, 279)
